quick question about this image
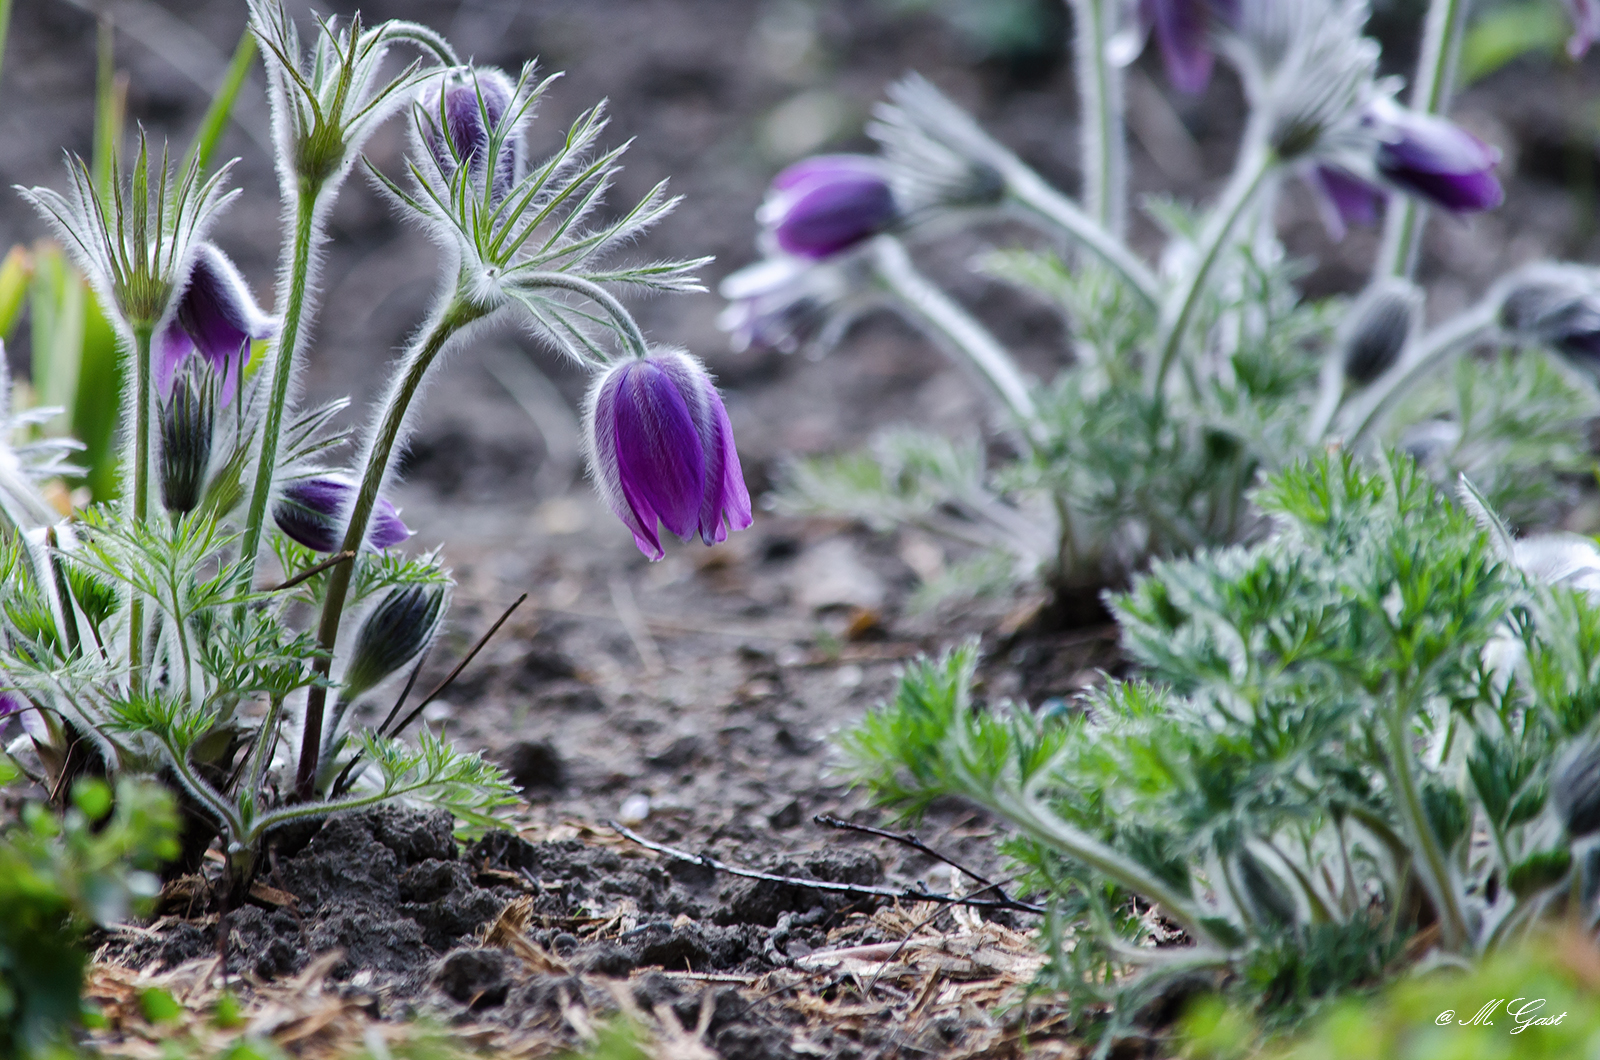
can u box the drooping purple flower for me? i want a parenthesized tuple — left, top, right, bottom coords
(1303, 163, 1385, 241)
(758, 155, 898, 260)
(157, 244, 275, 407)
(717, 256, 840, 354)
(419, 67, 521, 204)
(1365, 101, 1504, 213)
(583, 349, 752, 560)
(1566, 0, 1600, 58)
(273, 476, 412, 554)
(1138, 0, 1239, 95)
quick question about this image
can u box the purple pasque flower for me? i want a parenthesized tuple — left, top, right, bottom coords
(419, 67, 521, 204)
(1364, 100, 1504, 213)
(717, 256, 844, 354)
(273, 476, 412, 554)
(1137, 0, 1239, 95)
(1566, 0, 1600, 58)
(757, 155, 898, 260)
(157, 243, 274, 407)
(0, 690, 23, 720)
(583, 349, 752, 560)
(1303, 163, 1384, 241)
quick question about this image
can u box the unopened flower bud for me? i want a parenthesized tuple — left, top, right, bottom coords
(1498, 267, 1600, 366)
(1365, 99, 1503, 213)
(1339, 281, 1416, 385)
(758, 155, 898, 259)
(157, 244, 275, 408)
(419, 68, 520, 205)
(1554, 736, 1600, 837)
(583, 348, 752, 560)
(158, 373, 214, 515)
(342, 584, 446, 700)
(273, 477, 412, 554)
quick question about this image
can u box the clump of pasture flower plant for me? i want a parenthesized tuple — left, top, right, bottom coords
(842, 451, 1600, 1034)
(0, 2, 744, 889)
(726, 0, 1600, 604)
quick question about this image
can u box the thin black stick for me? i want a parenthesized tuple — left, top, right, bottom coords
(268, 550, 355, 592)
(608, 820, 1045, 914)
(376, 648, 432, 738)
(386, 592, 528, 739)
(814, 812, 1015, 904)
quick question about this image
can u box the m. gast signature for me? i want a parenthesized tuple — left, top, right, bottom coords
(1435, 999, 1568, 1034)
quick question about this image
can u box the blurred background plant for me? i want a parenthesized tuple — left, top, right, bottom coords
(733, 0, 1600, 617)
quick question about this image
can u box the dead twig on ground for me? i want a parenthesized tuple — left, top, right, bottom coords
(606, 821, 1045, 914)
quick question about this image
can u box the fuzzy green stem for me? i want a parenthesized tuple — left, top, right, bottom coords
(128, 322, 153, 676)
(239, 182, 323, 589)
(1004, 167, 1160, 308)
(870, 236, 1041, 439)
(1384, 688, 1471, 952)
(1336, 303, 1496, 447)
(1068, 0, 1126, 237)
(1374, 0, 1470, 281)
(295, 294, 485, 799)
(1149, 142, 1276, 396)
(986, 783, 1234, 950)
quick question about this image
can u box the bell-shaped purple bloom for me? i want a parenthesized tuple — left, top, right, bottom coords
(758, 155, 898, 260)
(1365, 102, 1504, 213)
(1138, 0, 1238, 95)
(1567, 0, 1600, 58)
(1304, 163, 1385, 241)
(584, 349, 752, 560)
(420, 68, 520, 204)
(274, 476, 412, 554)
(157, 244, 275, 407)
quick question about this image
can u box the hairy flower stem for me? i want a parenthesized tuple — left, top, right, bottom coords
(1384, 689, 1470, 951)
(1148, 141, 1276, 396)
(1068, 0, 1126, 237)
(129, 322, 153, 676)
(986, 784, 1233, 950)
(295, 292, 486, 799)
(1004, 168, 1160, 308)
(1375, 0, 1470, 281)
(238, 181, 324, 591)
(1336, 303, 1496, 447)
(871, 236, 1041, 441)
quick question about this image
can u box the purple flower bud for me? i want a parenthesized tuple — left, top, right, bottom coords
(273, 476, 413, 554)
(584, 350, 752, 560)
(1365, 102, 1504, 213)
(1567, 0, 1600, 58)
(1499, 269, 1600, 366)
(1140, 0, 1238, 95)
(758, 155, 898, 260)
(0, 690, 24, 720)
(157, 244, 275, 407)
(1303, 164, 1385, 241)
(419, 68, 520, 205)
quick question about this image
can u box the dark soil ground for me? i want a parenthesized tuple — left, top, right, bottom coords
(7, 0, 1600, 1056)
